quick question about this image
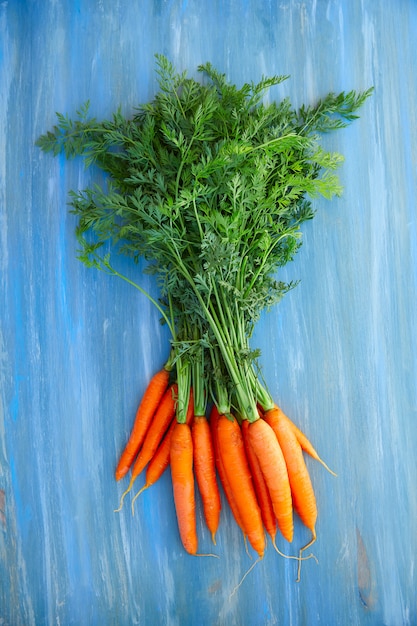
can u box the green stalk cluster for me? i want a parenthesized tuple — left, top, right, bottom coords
(37, 55, 372, 422)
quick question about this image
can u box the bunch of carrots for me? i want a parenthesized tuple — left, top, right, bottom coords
(37, 55, 371, 579)
(114, 354, 336, 579)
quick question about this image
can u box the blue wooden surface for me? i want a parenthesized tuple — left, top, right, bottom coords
(1, 1, 417, 624)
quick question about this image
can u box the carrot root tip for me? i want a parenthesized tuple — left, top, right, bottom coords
(229, 556, 263, 598)
(114, 478, 135, 513)
(195, 552, 219, 558)
(131, 484, 149, 516)
(318, 459, 337, 476)
(272, 538, 317, 563)
(242, 534, 252, 559)
(296, 531, 318, 582)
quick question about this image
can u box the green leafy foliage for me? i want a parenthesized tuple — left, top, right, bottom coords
(36, 55, 372, 420)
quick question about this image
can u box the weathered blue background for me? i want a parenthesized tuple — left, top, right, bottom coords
(1, 1, 416, 624)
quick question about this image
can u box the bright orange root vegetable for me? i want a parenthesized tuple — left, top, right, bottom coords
(275, 405, 336, 476)
(192, 414, 222, 544)
(115, 367, 170, 481)
(263, 407, 317, 537)
(241, 419, 277, 546)
(210, 407, 245, 534)
(248, 417, 294, 543)
(129, 383, 178, 482)
(130, 389, 195, 511)
(170, 422, 198, 555)
(216, 414, 265, 558)
(115, 384, 178, 511)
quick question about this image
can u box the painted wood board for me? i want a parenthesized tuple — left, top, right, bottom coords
(1, 1, 416, 624)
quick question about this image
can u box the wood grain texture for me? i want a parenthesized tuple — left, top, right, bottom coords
(1, 1, 416, 624)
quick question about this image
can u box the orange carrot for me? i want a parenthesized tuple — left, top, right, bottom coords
(274, 405, 336, 475)
(241, 419, 277, 546)
(131, 389, 194, 510)
(129, 383, 178, 482)
(192, 414, 222, 544)
(263, 407, 317, 537)
(216, 413, 265, 558)
(248, 417, 294, 543)
(116, 384, 178, 509)
(146, 388, 194, 487)
(170, 421, 198, 555)
(210, 406, 245, 534)
(136, 421, 174, 496)
(115, 367, 170, 481)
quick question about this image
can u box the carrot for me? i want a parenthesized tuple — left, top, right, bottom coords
(241, 419, 277, 546)
(116, 383, 178, 509)
(140, 420, 175, 492)
(131, 389, 194, 512)
(192, 414, 222, 544)
(170, 421, 198, 555)
(275, 405, 336, 475)
(216, 413, 265, 558)
(129, 383, 177, 479)
(248, 417, 294, 543)
(263, 407, 317, 538)
(115, 367, 170, 481)
(210, 406, 245, 534)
